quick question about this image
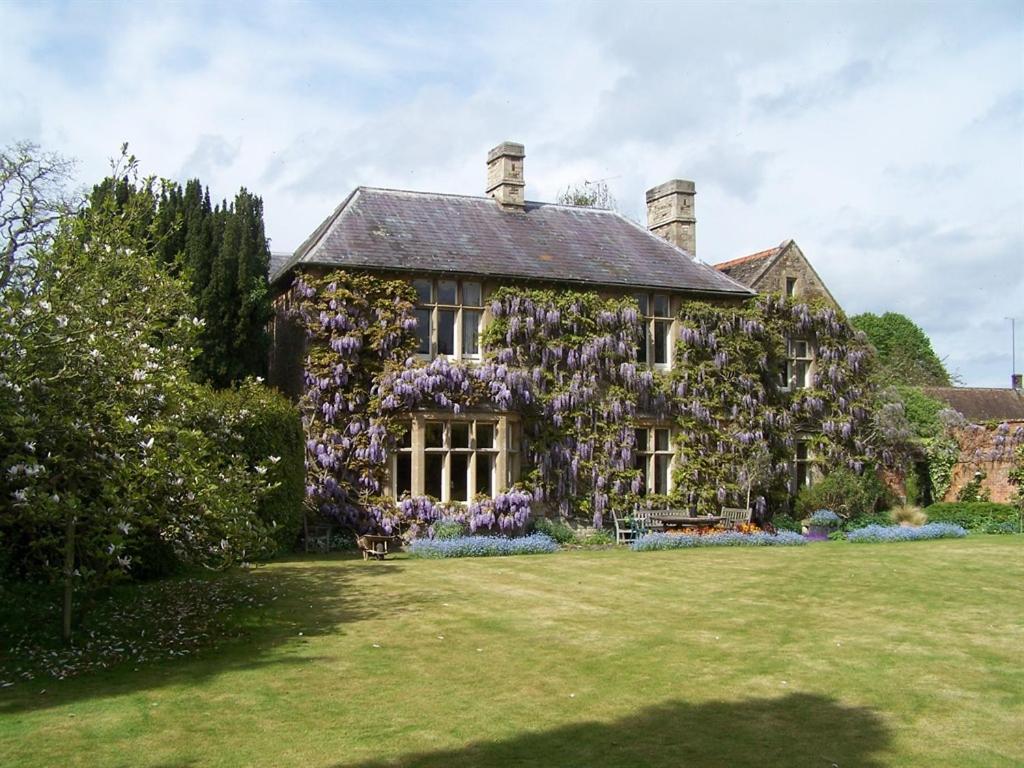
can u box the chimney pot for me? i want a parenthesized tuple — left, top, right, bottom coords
(646, 179, 696, 255)
(486, 142, 525, 208)
(1012, 373, 1022, 391)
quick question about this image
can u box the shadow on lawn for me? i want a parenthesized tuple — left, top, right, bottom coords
(0, 555, 420, 715)
(337, 692, 891, 768)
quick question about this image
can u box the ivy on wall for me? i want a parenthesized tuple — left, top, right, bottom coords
(291, 269, 885, 533)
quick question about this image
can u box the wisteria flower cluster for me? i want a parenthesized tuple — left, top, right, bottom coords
(845, 523, 968, 543)
(630, 530, 808, 550)
(408, 533, 559, 559)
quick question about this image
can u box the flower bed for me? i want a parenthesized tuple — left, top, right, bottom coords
(631, 530, 807, 551)
(845, 523, 967, 543)
(408, 533, 559, 559)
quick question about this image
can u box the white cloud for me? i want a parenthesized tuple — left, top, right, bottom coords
(1, 0, 1021, 386)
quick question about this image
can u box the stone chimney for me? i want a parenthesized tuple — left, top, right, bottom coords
(486, 142, 525, 208)
(646, 179, 696, 255)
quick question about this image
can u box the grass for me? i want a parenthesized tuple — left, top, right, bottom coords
(1, 537, 1022, 767)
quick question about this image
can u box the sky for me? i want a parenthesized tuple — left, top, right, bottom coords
(2, 0, 1022, 386)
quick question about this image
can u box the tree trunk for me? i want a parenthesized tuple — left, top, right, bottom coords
(62, 516, 75, 643)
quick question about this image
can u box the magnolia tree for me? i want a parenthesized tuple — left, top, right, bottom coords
(0, 149, 274, 640)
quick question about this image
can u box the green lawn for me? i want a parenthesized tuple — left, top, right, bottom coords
(1, 537, 1022, 767)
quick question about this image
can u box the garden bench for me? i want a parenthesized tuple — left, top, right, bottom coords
(720, 506, 752, 529)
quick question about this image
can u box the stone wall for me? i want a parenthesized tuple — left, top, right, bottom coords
(942, 421, 1023, 504)
(755, 244, 838, 309)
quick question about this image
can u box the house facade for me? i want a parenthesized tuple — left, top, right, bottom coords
(268, 142, 867, 523)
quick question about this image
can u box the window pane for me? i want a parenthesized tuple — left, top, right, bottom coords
(637, 323, 648, 364)
(654, 429, 669, 452)
(792, 340, 808, 358)
(634, 429, 649, 453)
(451, 422, 470, 448)
(793, 361, 808, 389)
(654, 454, 671, 495)
(437, 280, 457, 304)
(476, 423, 494, 449)
(634, 293, 649, 315)
(395, 454, 412, 497)
(786, 277, 797, 298)
(451, 453, 469, 502)
(654, 320, 669, 365)
(653, 294, 669, 317)
(414, 308, 431, 354)
(796, 442, 808, 460)
(425, 454, 443, 499)
(462, 282, 481, 306)
(796, 462, 808, 490)
(426, 422, 444, 448)
(438, 309, 455, 355)
(476, 453, 494, 497)
(413, 279, 432, 304)
(462, 310, 480, 355)
(397, 425, 411, 449)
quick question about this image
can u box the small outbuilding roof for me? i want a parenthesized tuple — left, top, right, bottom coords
(922, 387, 1024, 423)
(271, 187, 753, 297)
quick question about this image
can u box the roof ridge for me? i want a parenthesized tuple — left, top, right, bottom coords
(714, 245, 782, 271)
(359, 185, 623, 215)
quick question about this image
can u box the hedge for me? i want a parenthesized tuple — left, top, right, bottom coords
(197, 381, 305, 554)
(924, 502, 1020, 533)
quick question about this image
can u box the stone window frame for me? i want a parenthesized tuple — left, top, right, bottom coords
(792, 436, 815, 494)
(785, 276, 798, 298)
(390, 413, 520, 503)
(634, 423, 675, 496)
(779, 338, 813, 391)
(634, 292, 675, 370)
(412, 278, 484, 361)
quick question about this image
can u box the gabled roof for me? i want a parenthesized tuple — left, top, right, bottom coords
(269, 251, 292, 278)
(713, 240, 789, 286)
(271, 187, 753, 297)
(921, 387, 1024, 423)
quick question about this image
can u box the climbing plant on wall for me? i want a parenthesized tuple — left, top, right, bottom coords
(292, 269, 885, 533)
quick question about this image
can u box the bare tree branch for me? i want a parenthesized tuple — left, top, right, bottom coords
(0, 141, 79, 292)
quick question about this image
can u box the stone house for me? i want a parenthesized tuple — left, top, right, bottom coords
(713, 241, 844, 493)
(268, 141, 840, 509)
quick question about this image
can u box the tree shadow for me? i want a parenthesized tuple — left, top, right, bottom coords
(0, 555, 421, 716)
(336, 693, 891, 768)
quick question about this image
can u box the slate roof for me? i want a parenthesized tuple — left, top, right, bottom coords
(713, 241, 788, 286)
(271, 187, 753, 296)
(269, 251, 292, 279)
(921, 387, 1024, 422)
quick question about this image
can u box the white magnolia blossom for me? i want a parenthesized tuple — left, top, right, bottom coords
(125, 414, 141, 425)
(139, 437, 154, 450)
(12, 489, 28, 502)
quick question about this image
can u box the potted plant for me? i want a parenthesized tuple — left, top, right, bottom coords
(806, 509, 841, 539)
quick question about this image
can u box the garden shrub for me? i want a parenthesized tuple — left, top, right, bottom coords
(194, 381, 305, 554)
(408, 534, 559, 559)
(770, 514, 802, 533)
(795, 467, 893, 521)
(532, 517, 577, 545)
(846, 523, 967, 542)
(575, 529, 614, 546)
(807, 509, 841, 527)
(631, 530, 807, 550)
(845, 512, 893, 530)
(430, 520, 466, 540)
(923, 502, 1018, 532)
